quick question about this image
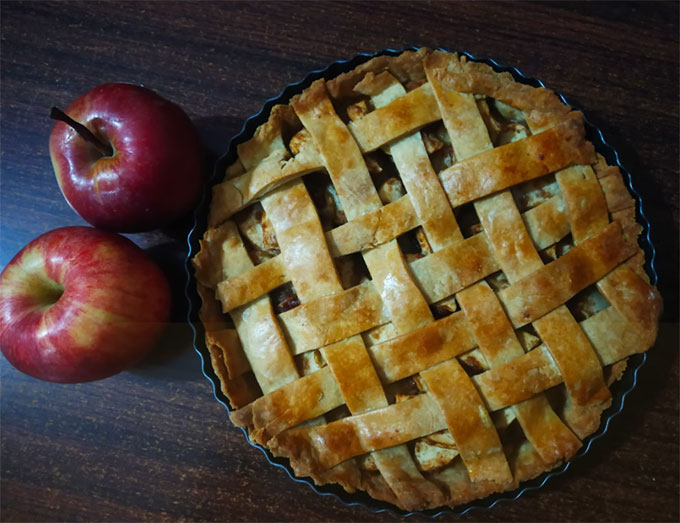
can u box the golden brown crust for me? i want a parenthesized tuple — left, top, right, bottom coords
(193, 48, 662, 512)
(440, 113, 596, 207)
(498, 222, 637, 328)
(237, 104, 299, 169)
(348, 83, 441, 153)
(421, 358, 513, 484)
(325, 195, 418, 256)
(426, 50, 571, 131)
(556, 165, 610, 244)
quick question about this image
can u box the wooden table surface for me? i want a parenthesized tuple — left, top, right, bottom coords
(1, 1, 678, 521)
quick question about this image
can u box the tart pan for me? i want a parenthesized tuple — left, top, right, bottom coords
(184, 48, 659, 517)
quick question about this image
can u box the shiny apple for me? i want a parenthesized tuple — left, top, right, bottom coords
(49, 83, 203, 232)
(0, 226, 171, 383)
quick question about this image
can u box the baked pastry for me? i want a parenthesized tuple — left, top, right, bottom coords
(192, 48, 662, 511)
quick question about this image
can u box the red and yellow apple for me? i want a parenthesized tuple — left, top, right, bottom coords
(0, 226, 171, 383)
(49, 83, 203, 233)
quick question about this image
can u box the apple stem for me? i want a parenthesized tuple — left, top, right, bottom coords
(50, 107, 114, 157)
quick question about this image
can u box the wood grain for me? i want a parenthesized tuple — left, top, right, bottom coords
(1, 1, 678, 521)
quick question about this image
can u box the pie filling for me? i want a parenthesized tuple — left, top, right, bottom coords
(193, 48, 662, 511)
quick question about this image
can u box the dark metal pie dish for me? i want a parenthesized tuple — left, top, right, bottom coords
(185, 48, 660, 517)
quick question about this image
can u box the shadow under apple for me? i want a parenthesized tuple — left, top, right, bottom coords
(127, 241, 200, 382)
(193, 114, 245, 164)
(126, 114, 253, 382)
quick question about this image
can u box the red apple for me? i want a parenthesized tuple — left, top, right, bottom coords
(49, 83, 203, 232)
(0, 226, 171, 383)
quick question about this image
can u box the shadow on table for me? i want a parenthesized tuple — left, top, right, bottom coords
(124, 114, 244, 383)
(127, 240, 200, 382)
(193, 114, 244, 162)
(126, 115, 246, 382)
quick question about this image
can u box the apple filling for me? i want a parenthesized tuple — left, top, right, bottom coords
(234, 204, 280, 265)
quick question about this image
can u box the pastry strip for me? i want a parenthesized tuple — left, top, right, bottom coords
(424, 53, 492, 162)
(196, 283, 251, 378)
(205, 328, 250, 379)
(270, 393, 446, 475)
(216, 255, 288, 313)
(532, 306, 611, 437)
(356, 71, 462, 249)
(408, 232, 500, 303)
(261, 181, 341, 301)
(369, 311, 477, 384)
(322, 337, 387, 414)
(348, 83, 441, 153)
(363, 241, 433, 333)
(231, 367, 343, 444)
(197, 284, 260, 409)
(439, 114, 595, 207)
(555, 165, 609, 244)
(457, 282, 523, 367)
(521, 194, 570, 250)
(498, 221, 636, 328)
(325, 195, 419, 257)
(510, 395, 581, 465)
(430, 458, 518, 508)
(610, 206, 646, 277)
(367, 447, 446, 510)
(597, 265, 662, 334)
(208, 345, 261, 409)
(210, 144, 325, 223)
(468, 346, 561, 412)
(231, 298, 299, 394)
(580, 305, 660, 365)
(533, 308, 610, 407)
(420, 359, 513, 484)
(292, 79, 382, 220)
(475, 191, 544, 282)
(279, 280, 389, 354)
(597, 166, 636, 213)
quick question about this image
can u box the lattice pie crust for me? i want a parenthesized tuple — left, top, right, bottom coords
(193, 49, 662, 511)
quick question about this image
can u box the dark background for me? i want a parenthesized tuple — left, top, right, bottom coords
(1, 1, 678, 521)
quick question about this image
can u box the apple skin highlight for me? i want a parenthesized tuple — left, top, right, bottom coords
(49, 83, 203, 233)
(0, 227, 171, 383)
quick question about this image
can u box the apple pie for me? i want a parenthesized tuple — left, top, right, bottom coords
(192, 48, 662, 511)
